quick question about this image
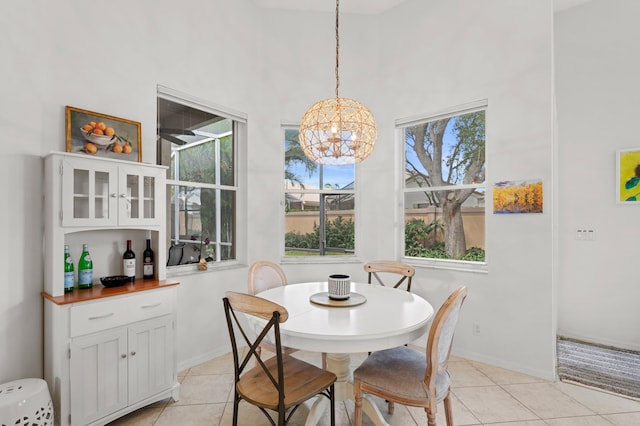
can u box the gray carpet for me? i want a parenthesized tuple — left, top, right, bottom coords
(557, 336, 640, 399)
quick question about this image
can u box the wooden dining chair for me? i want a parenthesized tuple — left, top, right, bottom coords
(364, 260, 415, 292)
(223, 291, 337, 426)
(248, 260, 329, 368)
(353, 286, 468, 426)
(248, 260, 288, 295)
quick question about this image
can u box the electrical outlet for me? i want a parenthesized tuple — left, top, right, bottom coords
(575, 228, 596, 241)
(472, 322, 481, 336)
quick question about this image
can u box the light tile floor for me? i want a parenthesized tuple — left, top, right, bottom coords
(109, 350, 640, 425)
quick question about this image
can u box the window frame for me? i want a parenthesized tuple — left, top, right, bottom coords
(396, 100, 489, 274)
(157, 85, 247, 275)
(281, 124, 361, 264)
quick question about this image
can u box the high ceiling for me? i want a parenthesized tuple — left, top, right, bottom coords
(251, 0, 593, 15)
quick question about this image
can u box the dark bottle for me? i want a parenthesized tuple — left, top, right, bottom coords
(143, 239, 155, 280)
(123, 239, 136, 282)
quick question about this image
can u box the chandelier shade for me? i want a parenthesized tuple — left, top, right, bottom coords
(299, 97, 377, 165)
(298, 0, 377, 166)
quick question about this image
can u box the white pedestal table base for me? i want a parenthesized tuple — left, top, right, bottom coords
(304, 353, 389, 426)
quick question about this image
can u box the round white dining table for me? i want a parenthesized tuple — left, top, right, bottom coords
(257, 281, 434, 426)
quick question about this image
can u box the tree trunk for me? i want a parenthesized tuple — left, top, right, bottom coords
(443, 196, 466, 259)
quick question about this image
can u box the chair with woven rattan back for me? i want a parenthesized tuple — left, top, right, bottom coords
(223, 291, 337, 426)
(364, 260, 415, 292)
(353, 286, 468, 426)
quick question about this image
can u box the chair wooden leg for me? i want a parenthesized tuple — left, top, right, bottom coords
(354, 382, 363, 426)
(444, 394, 454, 426)
(322, 352, 327, 369)
(425, 408, 436, 426)
(387, 401, 395, 414)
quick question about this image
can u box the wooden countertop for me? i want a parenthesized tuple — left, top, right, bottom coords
(41, 279, 180, 305)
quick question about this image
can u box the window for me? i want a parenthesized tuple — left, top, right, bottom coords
(400, 102, 486, 264)
(283, 128, 356, 257)
(157, 88, 244, 267)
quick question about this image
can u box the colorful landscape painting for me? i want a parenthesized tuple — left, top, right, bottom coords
(493, 179, 543, 214)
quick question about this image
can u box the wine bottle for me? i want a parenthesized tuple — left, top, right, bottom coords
(77, 244, 93, 289)
(143, 239, 154, 280)
(64, 245, 74, 293)
(123, 239, 136, 282)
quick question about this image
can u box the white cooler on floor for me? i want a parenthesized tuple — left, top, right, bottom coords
(0, 378, 53, 426)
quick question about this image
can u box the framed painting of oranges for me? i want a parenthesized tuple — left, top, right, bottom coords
(65, 106, 141, 162)
(616, 148, 640, 204)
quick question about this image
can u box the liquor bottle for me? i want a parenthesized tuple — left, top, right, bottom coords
(123, 239, 136, 282)
(64, 245, 74, 293)
(143, 239, 154, 280)
(77, 244, 93, 289)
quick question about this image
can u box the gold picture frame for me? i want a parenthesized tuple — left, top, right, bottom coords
(65, 106, 141, 162)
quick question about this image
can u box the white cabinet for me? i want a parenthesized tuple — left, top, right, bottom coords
(42, 152, 179, 426)
(70, 315, 174, 426)
(70, 328, 128, 425)
(44, 287, 179, 426)
(59, 155, 163, 228)
(44, 152, 168, 297)
(127, 315, 175, 403)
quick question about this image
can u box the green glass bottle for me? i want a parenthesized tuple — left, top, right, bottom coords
(77, 243, 93, 289)
(64, 245, 74, 293)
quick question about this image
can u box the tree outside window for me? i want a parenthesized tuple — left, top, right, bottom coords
(403, 108, 486, 262)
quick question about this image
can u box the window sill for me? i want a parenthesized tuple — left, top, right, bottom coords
(404, 257, 488, 274)
(281, 256, 363, 265)
(166, 260, 245, 278)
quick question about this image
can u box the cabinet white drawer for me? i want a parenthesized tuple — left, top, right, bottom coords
(70, 289, 174, 337)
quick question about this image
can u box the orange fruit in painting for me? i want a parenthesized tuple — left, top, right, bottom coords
(84, 143, 98, 154)
(112, 143, 123, 153)
(95, 122, 107, 131)
(123, 144, 133, 154)
(88, 121, 96, 128)
(104, 127, 115, 136)
(82, 124, 93, 131)
(92, 128, 104, 135)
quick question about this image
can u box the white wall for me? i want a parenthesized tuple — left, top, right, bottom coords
(556, 0, 640, 350)
(0, 0, 260, 382)
(376, 0, 555, 378)
(0, 0, 558, 384)
(254, 0, 556, 379)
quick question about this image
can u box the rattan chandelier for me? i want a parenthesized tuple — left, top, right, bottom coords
(298, 0, 377, 166)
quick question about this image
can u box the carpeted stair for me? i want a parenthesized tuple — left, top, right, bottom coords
(557, 336, 640, 399)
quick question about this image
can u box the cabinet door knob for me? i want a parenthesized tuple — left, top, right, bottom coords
(120, 194, 127, 198)
(130, 351, 136, 356)
(110, 193, 117, 198)
(121, 354, 127, 359)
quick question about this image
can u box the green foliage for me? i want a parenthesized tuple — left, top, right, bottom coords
(324, 216, 354, 248)
(424, 243, 449, 259)
(285, 215, 485, 262)
(285, 216, 355, 251)
(404, 217, 485, 262)
(458, 247, 485, 261)
(404, 218, 443, 257)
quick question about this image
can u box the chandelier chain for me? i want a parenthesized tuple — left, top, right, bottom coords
(335, 0, 340, 98)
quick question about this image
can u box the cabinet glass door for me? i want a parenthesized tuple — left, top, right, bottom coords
(62, 158, 118, 227)
(119, 167, 162, 226)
